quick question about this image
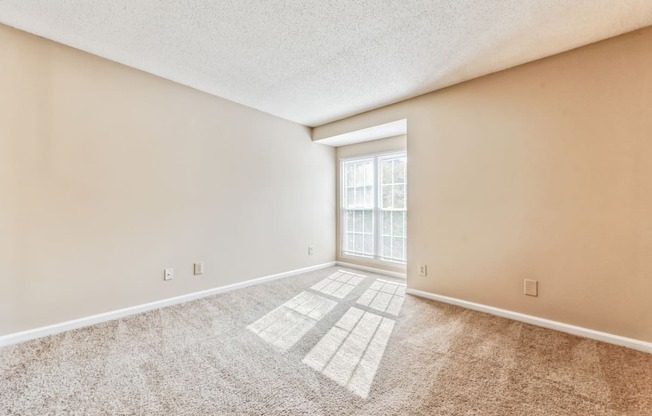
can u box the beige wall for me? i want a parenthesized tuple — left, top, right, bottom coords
(0, 25, 336, 336)
(336, 136, 407, 274)
(314, 27, 652, 342)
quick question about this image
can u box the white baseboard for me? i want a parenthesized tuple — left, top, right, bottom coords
(336, 261, 406, 279)
(406, 288, 651, 354)
(0, 261, 336, 348)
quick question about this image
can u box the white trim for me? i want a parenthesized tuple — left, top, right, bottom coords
(337, 149, 407, 163)
(336, 261, 407, 279)
(340, 150, 408, 265)
(314, 119, 407, 147)
(406, 288, 651, 354)
(0, 262, 336, 348)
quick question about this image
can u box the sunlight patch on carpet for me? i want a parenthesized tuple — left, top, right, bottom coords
(356, 279, 406, 316)
(310, 270, 366, 299)
(247, 291, 337, 351)
(303, 307, 394, 398)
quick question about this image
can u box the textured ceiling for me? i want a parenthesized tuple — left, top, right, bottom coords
(1, 1, 652, 127)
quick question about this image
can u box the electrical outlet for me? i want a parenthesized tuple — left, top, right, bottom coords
(524, 279, 538, 297)
(308, 246, 314, 256)
(164, 268, 174, 281)
(419, 265, 428, 277)
(194, 262, 204, 275)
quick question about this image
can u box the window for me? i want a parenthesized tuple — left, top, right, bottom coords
(341, 151, 407, 264)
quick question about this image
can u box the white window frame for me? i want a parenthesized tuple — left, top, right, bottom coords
(339, 150, 407, 265)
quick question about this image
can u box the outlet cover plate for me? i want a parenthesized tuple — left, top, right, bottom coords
(524, 279, 538, 297)
(164, 268, 174, 281)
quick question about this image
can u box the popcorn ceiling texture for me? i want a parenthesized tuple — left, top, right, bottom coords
(1, 1, 651, 126)
(1, 267, 650, 415)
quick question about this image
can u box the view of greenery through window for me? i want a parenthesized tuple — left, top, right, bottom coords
(341, 152, 407, 264)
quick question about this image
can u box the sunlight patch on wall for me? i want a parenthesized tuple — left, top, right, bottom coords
(311, 270, 366, 299)
(302, 307, 395, 398)
(247, 291, 337, 351)
(356, 279, 406, 316)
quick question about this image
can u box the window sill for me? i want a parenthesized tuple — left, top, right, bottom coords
(338, 253, 407, 270)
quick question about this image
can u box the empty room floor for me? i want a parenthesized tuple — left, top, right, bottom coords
(1, 267, 650, 415)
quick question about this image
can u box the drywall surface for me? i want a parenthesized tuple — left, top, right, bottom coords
(3, 1, 652, 126)
(336, 136, 407, 274)
(0, 25, 335, 336)
(314, 27, 652, 342)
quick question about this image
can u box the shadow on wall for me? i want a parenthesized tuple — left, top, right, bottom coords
(247, 270, 406, 399)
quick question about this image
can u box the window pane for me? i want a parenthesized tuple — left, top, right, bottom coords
(382, 185, 392, 209)
(392, 237, 404, 261)
(351, 163, 364, 186)
(392, 211, 404, 236)
(344, 232, 354, 252)
(354, 211, 363, 232)
(383, 236, 392, 259)
(381, 160, 392, 185)
(355, 186, 364, 207)
(364, 162, 373, 186)
(346, 187, 354, 208)
(364, 234, 373, 254)
(383, 211, 391, 235)
(345, 210, 353, 232)
(394, 158, 406, 184)
(364, 185, 373, 207)
(354, 233, 363, 253)
(364, 210, 373, 233)
(346, 164, 355, 185)
(393, 184, 405, 209)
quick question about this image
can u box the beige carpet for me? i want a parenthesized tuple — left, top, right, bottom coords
(1, 266, 650, 415)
